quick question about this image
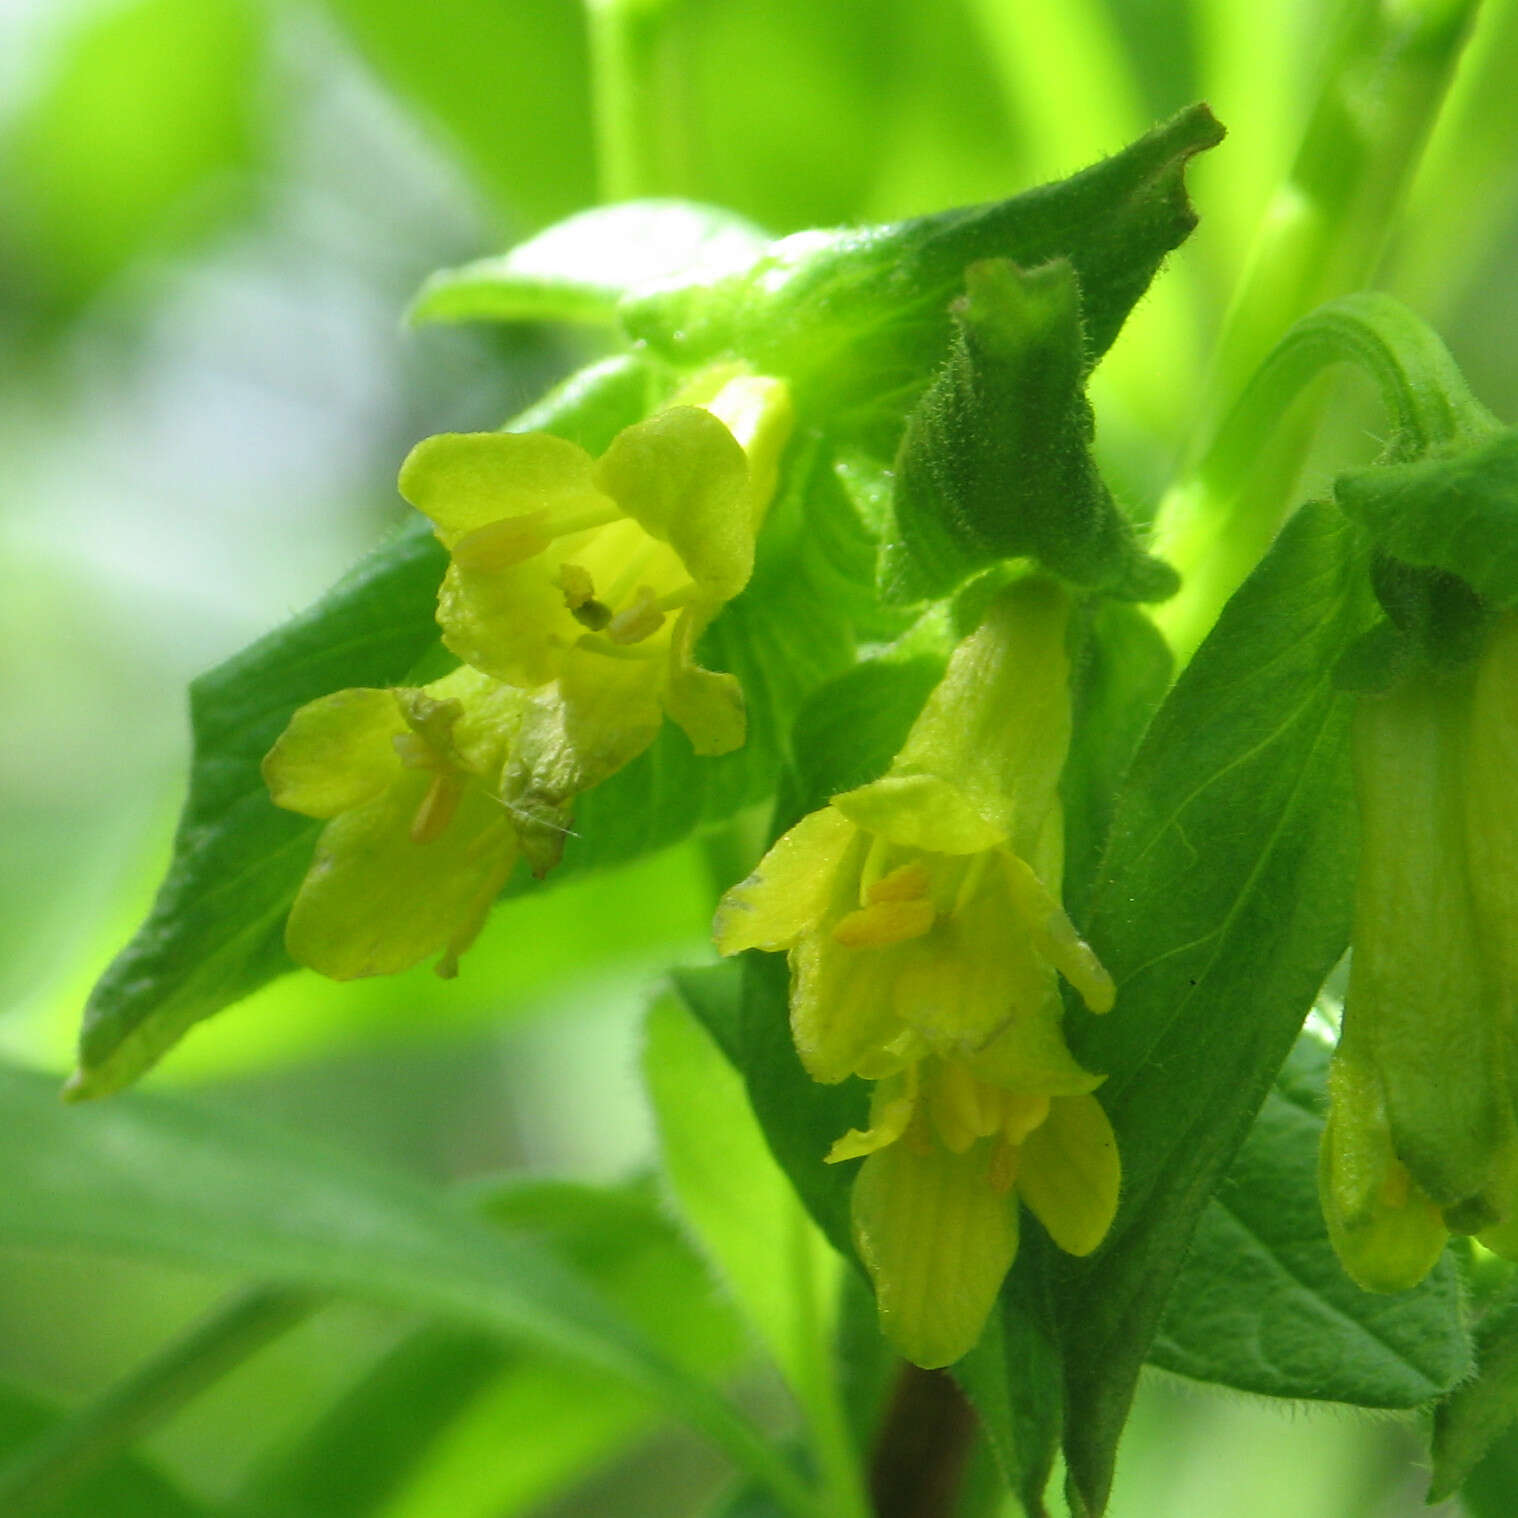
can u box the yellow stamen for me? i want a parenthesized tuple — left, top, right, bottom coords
(606, 586, 667, 645)
(867, 862, 932, 904)
(410, 773, 464, 845)
(831, 897, 936, 949)
(452, 512, 553, 572)
(987, 1138, 1019, 1196)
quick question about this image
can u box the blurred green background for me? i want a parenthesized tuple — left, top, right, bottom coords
(3, 1, 1517, 1513)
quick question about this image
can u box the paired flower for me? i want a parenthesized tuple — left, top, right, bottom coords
(265, 372, 793, 975)
(716, 578, 1118, 1367)
(400, 373, 792, 809)
(1320, 612, 1518, 1289)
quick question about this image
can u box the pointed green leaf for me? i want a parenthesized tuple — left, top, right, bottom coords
(1058, 503, 1375, 1513)
(622, 105, 1223, 441)
(1150, 1033, 1470, 1407)
(411, 201, 767, 327)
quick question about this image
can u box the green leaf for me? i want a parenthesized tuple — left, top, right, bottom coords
(621, 105, 1223, 442)
(1336, 429, 1518, 610)
(71, 523, 448, 1099)
(646, 987, 839, 1397)
(1150, 1033, 1471, 1407)
(410, 201, 768, 327)
(1062, 601, 1174, 927)
(1058, 502, 1375, 1514)
(951, 1261, 1063, 1517)
(0, 1062, 811, 1513)
(1452, 1413, 1518, 1518)
(648, 986, 871, 1518)
(1430, 1289, 1518, 1502)
(0, 1382, 214, 1518)
(244, 1177, 744, 1518)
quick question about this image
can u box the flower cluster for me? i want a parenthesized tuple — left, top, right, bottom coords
(1320, 612, 1518, 1289)
(716, 578, 1118, 1367)
(264, 372, 793, 978)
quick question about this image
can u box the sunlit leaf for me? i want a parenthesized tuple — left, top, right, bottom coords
(410, 202, 767, 327)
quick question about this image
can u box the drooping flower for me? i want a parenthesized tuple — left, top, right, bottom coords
(715, 577, 1118, 1367)
(1320, 611, 1518, 1290)
(262, 666, 524, 981)
(398, 373, 793, 811)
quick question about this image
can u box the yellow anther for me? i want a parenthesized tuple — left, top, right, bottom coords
(867, 862, 933, 905)
(409, 773, 465, 845)
(927, 1062, 1004, 1155)
(831, 897, 936, 949)
(452, 511, 554, 572)
(558, 562, 595, 608)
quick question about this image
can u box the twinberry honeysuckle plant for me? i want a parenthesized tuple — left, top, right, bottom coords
(51, 14, 1518, 1516)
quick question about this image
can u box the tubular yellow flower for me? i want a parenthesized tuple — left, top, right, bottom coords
(262, 666, 524, 981)
(398, 373, 793, 798)
(1321, 611, 1518, 1289)
(715, 578, 1118, 1367)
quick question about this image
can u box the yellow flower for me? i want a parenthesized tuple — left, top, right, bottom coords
(715, 577, 1118, 1366)
(262, 666, 524, 981)
(398, 373, 793, 801)
(1321, 611, 1518, 1289)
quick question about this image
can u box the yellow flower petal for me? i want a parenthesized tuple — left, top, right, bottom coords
(286, 777, 518, 980)
(714, 807, 858, 955)
(594, 406, 753, 604)
(851, 1137, 1018, 1369)
(664, 606, 746, 756)
(1000, 850, 1115, 1013)
(827, 1069, 919, 1162)
(830, 772, 1006, 855)
(398, 431, 606, 544)
(1015, 1092, 1120, 1256)
(262, 688, 406, 818)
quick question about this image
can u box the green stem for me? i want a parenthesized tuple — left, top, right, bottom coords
(1153, 0, 1482, 659)
(1156, 292, 1499, 657)
(585, 0, 690, 202)
(0, 1285, 317, 1518)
